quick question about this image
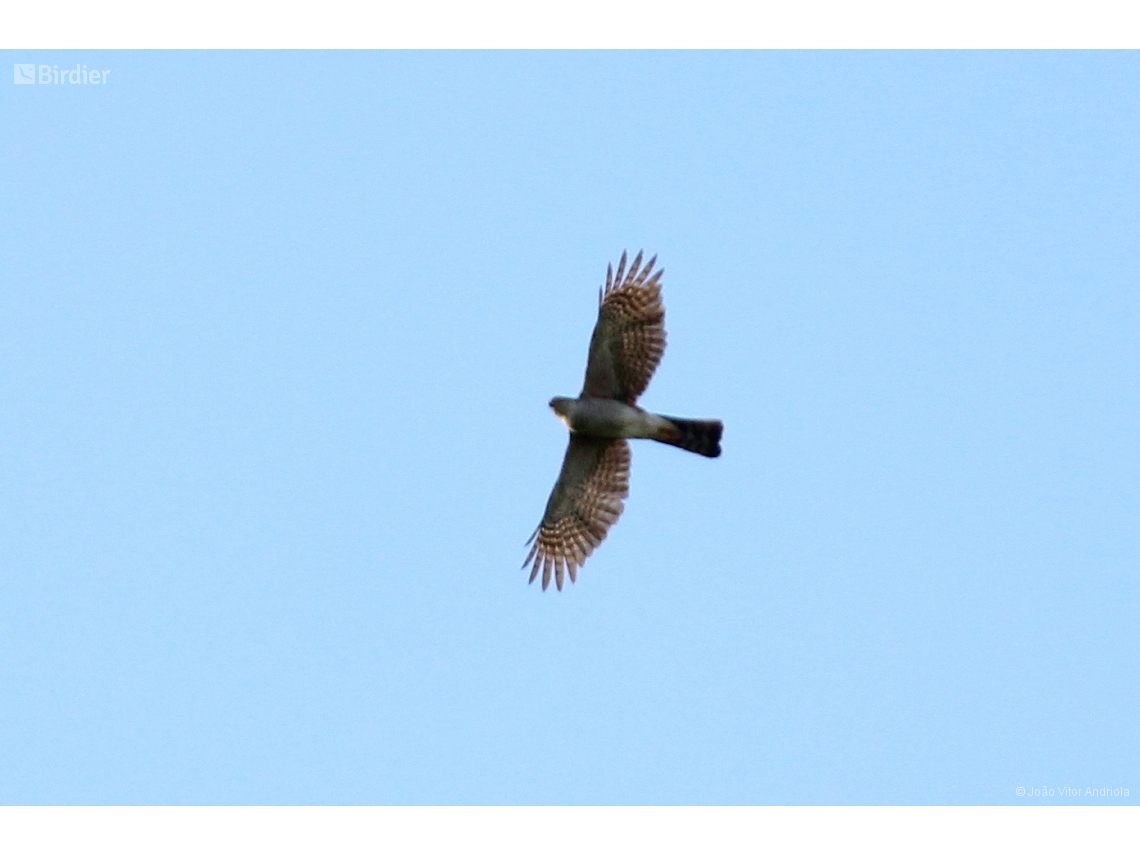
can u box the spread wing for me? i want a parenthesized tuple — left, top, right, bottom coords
(523, 436, 631, 591)
(580, 250, 666, 404)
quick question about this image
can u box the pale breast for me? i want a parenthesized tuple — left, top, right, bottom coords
(567, 397, 655, 438)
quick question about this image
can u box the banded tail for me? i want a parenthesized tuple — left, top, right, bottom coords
(655, 416, 723, 458)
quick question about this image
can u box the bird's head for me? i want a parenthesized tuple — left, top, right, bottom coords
(548, 396, 575, 428)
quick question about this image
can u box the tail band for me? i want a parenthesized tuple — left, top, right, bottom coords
(657, 417, 722, 458)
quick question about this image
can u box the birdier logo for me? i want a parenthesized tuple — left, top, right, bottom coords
(13, 63, 111, 84)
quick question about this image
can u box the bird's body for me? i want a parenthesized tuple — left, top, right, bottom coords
(524, 251, 723, 590)
(550, 396, 660, 438)
(551, 396, 723, 457)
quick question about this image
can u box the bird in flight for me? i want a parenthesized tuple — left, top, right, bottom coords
(524, 250, 723, 591)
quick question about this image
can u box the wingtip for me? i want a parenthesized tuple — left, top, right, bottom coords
(607, 249, 662, 292)
(614, 251, 628, 289)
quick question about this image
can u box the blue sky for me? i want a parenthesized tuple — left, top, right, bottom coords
(1, 51, 1136, 805)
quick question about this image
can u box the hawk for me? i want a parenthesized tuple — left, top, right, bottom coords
(524, 250, 723, 590)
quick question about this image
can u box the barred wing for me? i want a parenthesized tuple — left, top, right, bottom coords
(524, 436, 631, 591)
(581, 250, 666, 404)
